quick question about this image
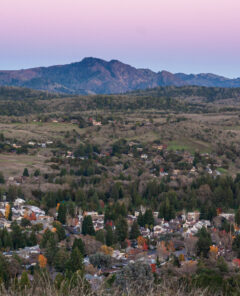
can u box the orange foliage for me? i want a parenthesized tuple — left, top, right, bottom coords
(210, 245, 218, 258)
(30, 212, 36, 221)
(38, 254, 47, 268)
(179, 254, 185, 262)
(24, 210, 29, 220)
(100, 245, 114, 256)
(137, 236, 146, 247)
(5, 204, 10, 220)
(56, 203, 60, 211)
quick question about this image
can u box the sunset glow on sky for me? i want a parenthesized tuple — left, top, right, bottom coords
(1, 0, 240, 77)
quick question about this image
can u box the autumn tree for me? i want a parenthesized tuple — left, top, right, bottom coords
(5, 204, 11, 220)
(100, 245, 113, 256)
(38, 254, 47, 268)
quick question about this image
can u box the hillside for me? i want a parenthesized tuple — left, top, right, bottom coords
(1, 58, 240, 94)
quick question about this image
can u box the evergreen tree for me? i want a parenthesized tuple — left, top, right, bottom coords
(95, 229, 105, 244)
(72, 238, 85, 255)
(158, 198, 175, 221)
(106, 225, 114, 246)
(235, 208, 240, 226)
(0, 172, 5, 184)
(46, 236, 58, 265)
(137, 211, 145, 227)
(11, 221, 25, 249)
(67, 247, 83, 273)
(130, 221, 141, 239)
(196, 227, 212, 257)
(82, 216, 95, 235)
(23, 168, 29, 177)
(115, 217, 128, 242)
(144, 209, 155, 227)
(57, 203, 67, 225)
(54, 249, 69, 272)
(19, 271, 30, 290)
(28, 231, 37, 246)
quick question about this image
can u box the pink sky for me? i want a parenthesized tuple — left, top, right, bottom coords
(1, 0, 240, 77)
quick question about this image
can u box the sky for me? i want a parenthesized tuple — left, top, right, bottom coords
(1, 0, 240, 78)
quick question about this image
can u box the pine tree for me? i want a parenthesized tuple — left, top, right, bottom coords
(144, 209, 155, 227)
(46, 236, 58, 265)
(23, 168, 29, 177)
(72, 238, 85, 255)
(19, 271, 30, 290)
(82, 216, 95, 235)
(115, 217, 128, 242)
(137, 211, 145, 227)
(196, 227, 212, 257)
(106, 225, 114, 246)
(236, 208, 240, 226)
(57, 203, 67, 224)
(130, 221, 141, 239)
(67, 247, 83, 273)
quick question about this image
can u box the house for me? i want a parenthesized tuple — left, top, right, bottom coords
(187, 212, 200, 222)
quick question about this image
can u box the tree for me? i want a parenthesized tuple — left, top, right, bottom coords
(72, 238, 85, 255)
(115, 262, 153, 292)
(0, 172, 5, 184)
(28, 231, 37, 246)
(53, 221, 66, 241)
(82, 216, 95, 236)
(57, 203, 67, 224)
(137, 211, 145, 227)
(233, 234, 240, 257)
(34, 169, 40, 177)
(105, 225, 114, 246)
(196, 227, 212, 257)
(11, 221, 25, 249)
(100, 245, 113, 256)
(19, 271, 30, 290)
(5, 204, 11, 220)
(0, 253, 10, 287)
(45, 235, 58, 265)
(89, 253, 112, 268)
(130, 221, 141, 240)
(217, 256, 228, 272)
(235, 208, 240, 226)
(38, 254, 47, 268)
(54, 249, 69, 272)
(143, 209, 155, 228)
(115, 217, 128, 242)
(158, 198, 175, 221)
(95, 229, 105, 244)
(23, 168, 29, 177)
(67, 247, 83, 273)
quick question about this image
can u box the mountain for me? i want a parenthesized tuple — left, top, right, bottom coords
(0, 57, 240, 94)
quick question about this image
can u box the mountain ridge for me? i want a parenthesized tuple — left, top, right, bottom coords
(0, 57, 240, 94)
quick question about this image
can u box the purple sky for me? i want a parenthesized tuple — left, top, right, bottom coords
(1, 0, 240, 77)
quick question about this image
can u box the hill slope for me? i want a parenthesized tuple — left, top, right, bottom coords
(1, 58, 240, 94)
